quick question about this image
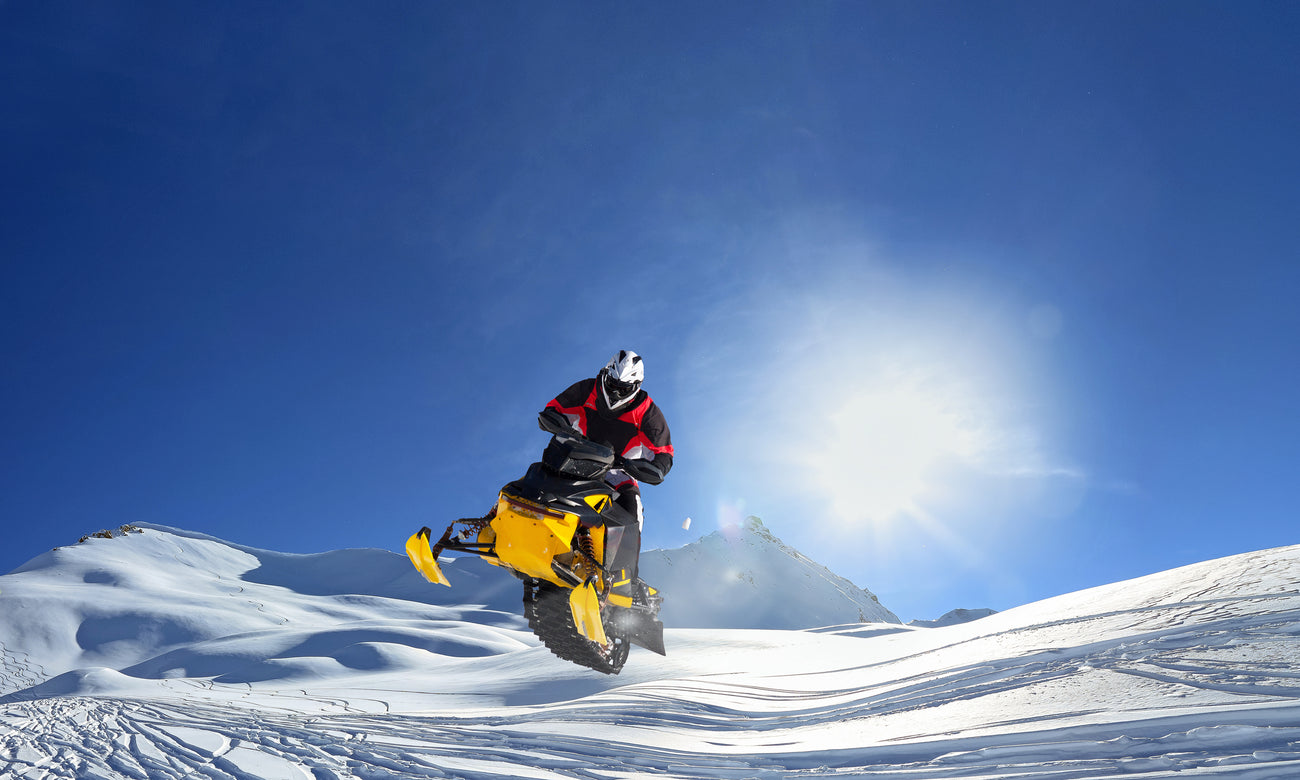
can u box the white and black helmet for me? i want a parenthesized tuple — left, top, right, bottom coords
(600, 350, 644, 408)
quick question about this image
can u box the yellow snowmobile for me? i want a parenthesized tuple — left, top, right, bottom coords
(405, 430, 665, 674)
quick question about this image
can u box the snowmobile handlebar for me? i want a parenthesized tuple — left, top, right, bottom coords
(538, 407, 663, 483)
(538, 407, 573, 437)
(618, 456, 665, 485)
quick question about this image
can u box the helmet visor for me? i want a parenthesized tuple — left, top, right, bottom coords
(602, 371, 640, 403)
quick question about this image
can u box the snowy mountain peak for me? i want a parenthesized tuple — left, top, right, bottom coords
(909, 607, 998, 628)
(641, 516, 901, 628)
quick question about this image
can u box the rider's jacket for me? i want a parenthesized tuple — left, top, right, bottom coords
(544, 378, 674, 484)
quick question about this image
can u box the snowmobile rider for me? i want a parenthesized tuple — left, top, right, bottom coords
(537, 350, 673, 602)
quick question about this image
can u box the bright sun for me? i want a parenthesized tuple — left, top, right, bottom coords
(837, 384, 977, 517)
(798, 375, 989, 525)
(684, 258, 1068, 541)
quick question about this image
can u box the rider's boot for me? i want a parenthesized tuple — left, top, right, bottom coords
(606, 523, 644, 604)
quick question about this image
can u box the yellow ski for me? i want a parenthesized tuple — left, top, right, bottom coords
(569, 579, 608, 645)
(405, 527, 450, 586)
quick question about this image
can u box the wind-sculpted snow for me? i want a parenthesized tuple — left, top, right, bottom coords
(2, 527, 1300, 778)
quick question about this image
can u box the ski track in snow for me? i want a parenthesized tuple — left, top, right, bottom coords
(3, 689, 1300, 779)
(0, 641, 47, 695)
(6, 606, 1300, 777)
(4, 533, 1300, 778)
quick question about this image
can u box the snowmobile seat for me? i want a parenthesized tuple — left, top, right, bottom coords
(503, 463, 636, 527)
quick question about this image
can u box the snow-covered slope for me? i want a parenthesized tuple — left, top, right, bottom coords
(3, 525, 1300, 779)
(640, 515, 900, 627)
(0, 524, 535, 705)
(0, 519, 893, 701)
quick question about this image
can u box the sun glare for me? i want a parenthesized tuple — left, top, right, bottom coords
(681, 245, 1077, 551)
(822, 384, 984, 522)
(778, 357, 997, 530)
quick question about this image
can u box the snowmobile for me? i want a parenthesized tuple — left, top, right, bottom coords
(405, 426, 666, 675)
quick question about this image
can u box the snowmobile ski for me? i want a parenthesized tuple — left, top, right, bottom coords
(569, 578, 608, 645)
(405, 527, 450, 586)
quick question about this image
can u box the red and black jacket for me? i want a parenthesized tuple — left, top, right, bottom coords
(543, 378, 673, 484)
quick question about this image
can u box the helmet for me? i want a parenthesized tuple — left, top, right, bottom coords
(600, 350, 644, 409)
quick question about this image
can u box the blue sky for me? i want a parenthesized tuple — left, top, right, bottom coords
(3, 2, 1297, 622)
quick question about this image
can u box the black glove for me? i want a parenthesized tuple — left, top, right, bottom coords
(538, 407, 572, 436)
(619, 457, 665, 485)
